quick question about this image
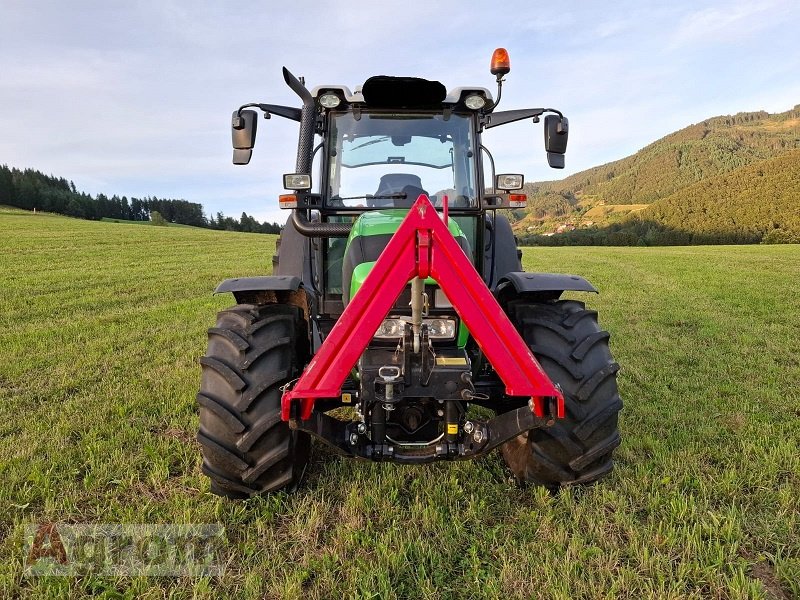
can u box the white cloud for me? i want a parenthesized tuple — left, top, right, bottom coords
(668, 0, 794, 48)
(1, 0, 799, 222)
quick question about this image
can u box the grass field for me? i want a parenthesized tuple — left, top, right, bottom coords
(99, 217, 196, 228)
(1, 207, 798, 599)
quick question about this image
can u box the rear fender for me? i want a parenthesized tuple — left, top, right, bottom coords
(496, 272, 598, 304)
(214, 276, 307, 309)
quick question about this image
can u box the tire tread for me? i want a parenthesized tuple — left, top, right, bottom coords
(197, 304, 310, 498)
(500, 299, 622, 487)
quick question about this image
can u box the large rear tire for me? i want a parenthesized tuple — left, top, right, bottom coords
(501, 299, 622, 489)
(197, 304, 310, 498)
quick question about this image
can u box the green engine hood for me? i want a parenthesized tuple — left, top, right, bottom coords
(344, 209, 466, 301)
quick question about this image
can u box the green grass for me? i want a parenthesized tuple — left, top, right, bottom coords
(1, 209, 798, 599)
(99, 217, 196, 227)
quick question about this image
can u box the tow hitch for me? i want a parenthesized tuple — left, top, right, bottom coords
(289, 399, 558, 463)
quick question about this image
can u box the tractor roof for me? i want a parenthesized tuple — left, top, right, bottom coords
(310, 76, 495, 112)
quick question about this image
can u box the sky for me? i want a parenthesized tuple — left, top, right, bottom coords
(2, 0, 799, 224)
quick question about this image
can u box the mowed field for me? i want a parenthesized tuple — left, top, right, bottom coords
(1, 206, 798, 599)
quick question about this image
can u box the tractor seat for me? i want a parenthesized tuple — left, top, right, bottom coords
(369, 173, 427, 208)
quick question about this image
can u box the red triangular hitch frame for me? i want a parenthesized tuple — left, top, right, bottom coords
(282, 195, 565, 421)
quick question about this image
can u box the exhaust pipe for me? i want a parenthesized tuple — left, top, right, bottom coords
(282, 67, 315, 174)
(290, 211, 351, 237)
(283, 67, 351, 238)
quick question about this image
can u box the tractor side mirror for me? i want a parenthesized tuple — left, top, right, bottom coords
(231, 109, 258, 165)
(544, 115, 568, 169)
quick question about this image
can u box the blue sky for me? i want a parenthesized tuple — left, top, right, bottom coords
(2, 0, 799, 223)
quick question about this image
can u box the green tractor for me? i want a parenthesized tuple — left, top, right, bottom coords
(198, 49, 621, 498)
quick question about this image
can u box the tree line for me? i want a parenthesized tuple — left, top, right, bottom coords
(517, 220, 768, 247)
(0, 165, 282, 234)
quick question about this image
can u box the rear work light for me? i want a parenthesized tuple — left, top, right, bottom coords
(283, 173, 311, 190)
(496, 174, 524, 190)
(319, 93, 341, 108)
(374, 317, 456, 340)
(464, 94, 486, 110)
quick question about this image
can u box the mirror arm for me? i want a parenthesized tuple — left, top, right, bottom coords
(236, 103, 302, 123)
(484, 107, 563, 129)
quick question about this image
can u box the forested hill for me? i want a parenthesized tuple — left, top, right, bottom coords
(528, 104, 800, 205)
(522, 148, 800, 246)
(0, 164, 281, 233)
(643, 148, 800, 243)
(516, 104, 800, 244)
